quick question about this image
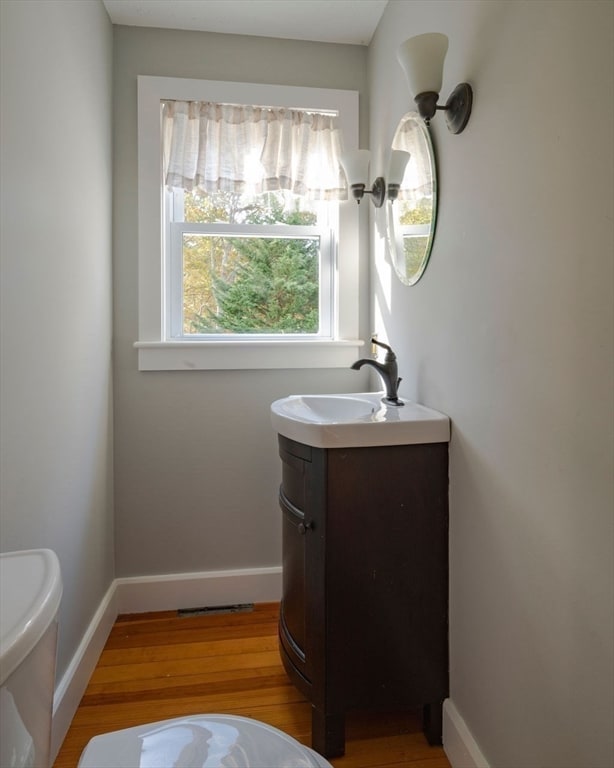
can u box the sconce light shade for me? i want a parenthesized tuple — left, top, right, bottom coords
(397, 32, 473, 134)
(397, 33, 448, 97)
(388, 150, 411, 186)
(387, 150, 411, 202)
(340, 150, 370, 189)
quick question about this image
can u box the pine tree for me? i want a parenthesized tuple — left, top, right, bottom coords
(188, 194, 319, 334)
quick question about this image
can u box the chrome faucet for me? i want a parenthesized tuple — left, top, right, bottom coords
(351, 338, 404, 406)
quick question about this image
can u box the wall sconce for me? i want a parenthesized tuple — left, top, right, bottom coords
(397, 33, 473, 134)
(341, 149, 410, 207)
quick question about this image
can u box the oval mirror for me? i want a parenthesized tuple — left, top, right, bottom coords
(386, 112, 437, 286)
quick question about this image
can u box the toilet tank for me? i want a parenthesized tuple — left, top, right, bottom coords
(0, 550, 62, 768)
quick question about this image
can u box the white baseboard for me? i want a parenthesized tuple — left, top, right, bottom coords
(50, 566, 282, 762)
(443, 698, 490, 768)
(50, 582, 118, 762)
(115, 566, 282, 614)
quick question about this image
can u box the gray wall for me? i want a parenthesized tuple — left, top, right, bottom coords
(112, 26, 370, 576)
(369, 1, 613, 767)
(0, 0, 115, 679)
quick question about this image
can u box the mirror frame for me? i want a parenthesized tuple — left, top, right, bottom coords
(386, 112, 438, 286)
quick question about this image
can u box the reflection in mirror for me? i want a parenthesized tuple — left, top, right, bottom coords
(386, 112, 437, 285)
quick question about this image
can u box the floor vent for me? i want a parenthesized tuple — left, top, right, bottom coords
(177, 603, 254, 617)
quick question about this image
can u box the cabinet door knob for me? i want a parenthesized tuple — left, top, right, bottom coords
(297, 521, 313, 535)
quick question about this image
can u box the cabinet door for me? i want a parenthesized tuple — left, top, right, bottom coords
(278, 438, 312, 680)
(280, 488, 307, 661)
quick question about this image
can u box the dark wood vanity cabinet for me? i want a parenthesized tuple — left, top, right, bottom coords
(277, 434, 449, 758)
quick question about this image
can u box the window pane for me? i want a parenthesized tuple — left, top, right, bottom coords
(184, 189, 318, 225)
(182, 233, 320, 334)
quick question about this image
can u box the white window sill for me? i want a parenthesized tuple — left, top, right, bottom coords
(134, 339, 365, 371)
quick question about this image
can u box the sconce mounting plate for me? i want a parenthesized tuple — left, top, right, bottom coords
(445, 83, 473, 134)
(371, 176, 386, 208)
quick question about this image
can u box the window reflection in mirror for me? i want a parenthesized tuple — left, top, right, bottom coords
(386, 112, 437, 286)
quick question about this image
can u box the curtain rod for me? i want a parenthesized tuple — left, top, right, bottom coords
(161, 99, 338, 117)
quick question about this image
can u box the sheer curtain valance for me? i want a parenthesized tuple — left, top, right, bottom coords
(162, 100, 348, 200)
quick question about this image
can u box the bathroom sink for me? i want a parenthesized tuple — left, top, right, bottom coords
(285, 394, 378, 422)
(270, 392, 450, 448)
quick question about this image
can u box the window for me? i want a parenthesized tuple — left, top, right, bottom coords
(137, 77, 363, 371)
(168, 190, 333, 339)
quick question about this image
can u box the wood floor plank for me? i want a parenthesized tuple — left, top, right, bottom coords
(89, 649, 281, 684)
(97, 634, 278, 666)
(71, 689, 311, 727)
(53, 604, 450, 768)
(105, 619, 280, 650)
(82, 669, 293, 703)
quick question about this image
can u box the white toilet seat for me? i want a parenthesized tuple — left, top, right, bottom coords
(78, 713, 333, 768)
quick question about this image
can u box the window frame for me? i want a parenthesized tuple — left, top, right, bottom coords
(136, 76, 363, 371)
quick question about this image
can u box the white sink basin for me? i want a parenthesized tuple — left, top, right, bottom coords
(270, 392, 450, 448)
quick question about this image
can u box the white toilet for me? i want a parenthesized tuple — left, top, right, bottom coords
(0, 550, 332, 768)
(77, 713, 331, 767)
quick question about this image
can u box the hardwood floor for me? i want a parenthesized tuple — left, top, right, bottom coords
(53, 603, 451, 768)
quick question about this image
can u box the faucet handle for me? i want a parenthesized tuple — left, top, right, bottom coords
(370, 337, 396, 360)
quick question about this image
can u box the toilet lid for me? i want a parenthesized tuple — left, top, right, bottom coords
(78, 714, 332, 768)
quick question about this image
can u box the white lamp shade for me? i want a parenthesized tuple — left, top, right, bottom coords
(340, 149, 370, 186)
(397, 33, 449, 96)
(388, 150, 411, 186)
